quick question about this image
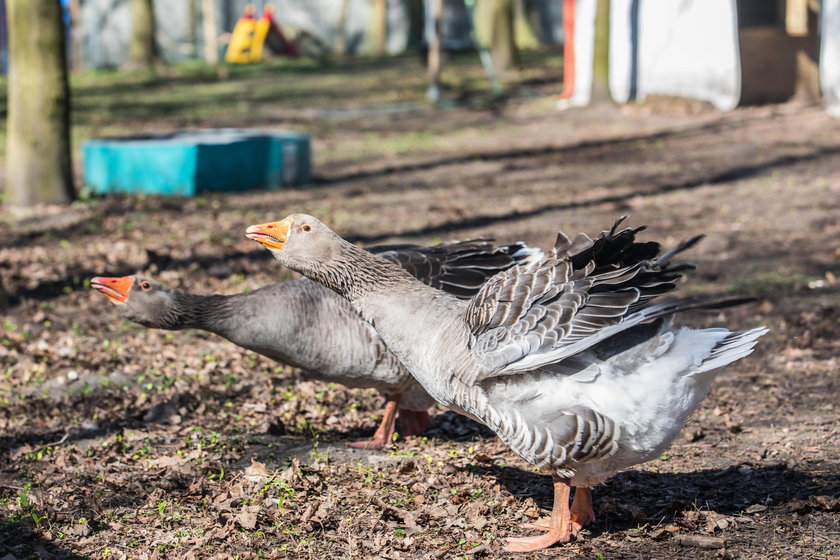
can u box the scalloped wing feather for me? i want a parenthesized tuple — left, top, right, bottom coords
(459, 219, 704, 386)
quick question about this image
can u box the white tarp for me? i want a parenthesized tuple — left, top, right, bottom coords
(822, 0, 840, 116)
(609, 0, 741, 110)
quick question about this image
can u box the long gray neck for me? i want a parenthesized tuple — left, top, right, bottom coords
(287, 240, 414, 302)
(149, 291, 235, 333)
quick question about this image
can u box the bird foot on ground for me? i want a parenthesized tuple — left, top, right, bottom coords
(570, 510, 595, 535)
(505, 526, 572, 553)
(569, 488, 596, 535)
(344, 437, 389, 450)
(523, 514, 593, 535)
(520, 516, 552, 530)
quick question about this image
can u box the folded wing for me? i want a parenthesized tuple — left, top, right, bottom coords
(462, 219, 703, 384)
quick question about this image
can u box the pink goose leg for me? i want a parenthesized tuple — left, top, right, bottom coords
(505, 475, 573, 552)
(346, 394, 400, 449)
(522, 486, 595, 535)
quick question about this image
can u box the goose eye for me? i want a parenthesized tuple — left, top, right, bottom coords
(141, 282, 151, 290)
(302, 224, 312, 232)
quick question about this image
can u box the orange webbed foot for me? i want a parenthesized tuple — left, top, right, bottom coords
(505, 526, 572, 553)
(505, 475, 573, 552)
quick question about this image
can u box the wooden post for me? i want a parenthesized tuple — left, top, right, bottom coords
(5, 0, 74, 207)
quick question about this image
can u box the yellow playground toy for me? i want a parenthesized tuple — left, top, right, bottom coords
(225, 3, 299, 63)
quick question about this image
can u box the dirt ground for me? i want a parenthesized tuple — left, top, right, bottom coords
(1, 94, 839, 560)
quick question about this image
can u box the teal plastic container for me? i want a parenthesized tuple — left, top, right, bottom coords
(83, 129, 311, 196)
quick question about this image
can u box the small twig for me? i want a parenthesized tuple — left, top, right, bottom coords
(0, 484, 24, 491)
(29, 432, 71, 455)
(674, 534, 726, 549)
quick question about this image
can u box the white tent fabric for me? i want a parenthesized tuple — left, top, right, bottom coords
(608, 0, 636, 104)
(822, 0, 840, 116)
(608, 0, 741, 110)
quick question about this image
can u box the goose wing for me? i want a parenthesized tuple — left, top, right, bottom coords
(461, 219, 699, 385)
(371, 239, 541, 299)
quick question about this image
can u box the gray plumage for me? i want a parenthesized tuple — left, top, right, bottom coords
(250, 214, 766, 488)
(94, 240, 540, 421)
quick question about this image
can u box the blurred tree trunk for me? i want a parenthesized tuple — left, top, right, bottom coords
(128, 0, 158, 69)
(591, 0, 612, 103)
(201, 0, 218, 64)
(333, 0, 350, 55)
(186, 0, 197, 57)
(370, 0, 387, 54)
(5, 0, 74, 207)
(513, 0, 539, 49)
(478, 0, 518, 72)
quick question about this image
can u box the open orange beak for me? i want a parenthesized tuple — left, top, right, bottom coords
(91, 276, 134, 304)
(245, 218, 291, 251)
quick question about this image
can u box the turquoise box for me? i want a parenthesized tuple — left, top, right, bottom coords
(83, 129, 311, 196)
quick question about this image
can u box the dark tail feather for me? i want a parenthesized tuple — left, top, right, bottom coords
(654, 234, 705, 266)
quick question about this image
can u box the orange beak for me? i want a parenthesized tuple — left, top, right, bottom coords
(245, 218, 291, 251)
(91, 276, 134, 304)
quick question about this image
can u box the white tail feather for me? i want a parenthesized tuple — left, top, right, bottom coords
(691, 327, 768, 375)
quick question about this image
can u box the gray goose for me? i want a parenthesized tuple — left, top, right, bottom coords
(245, 214, 767, 552)
(91, 239, 540, 449)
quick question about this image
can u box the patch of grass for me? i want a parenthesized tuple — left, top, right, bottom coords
(0, 50, 562, 165)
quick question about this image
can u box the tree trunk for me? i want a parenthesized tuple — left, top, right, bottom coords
(5, 0, 74, 207)
(186, 0, 197, 57)
(590, 0, 612, 103)
(370, 0, 387, 55)
(201, 0, 218, 64)
(333, 0, 351, 55)
(479, 0, 518, 72)
(513, 0, 539, 49)
(128, 0, 158, 69)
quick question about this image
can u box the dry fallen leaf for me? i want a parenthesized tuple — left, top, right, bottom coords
(243, 458, 271, 481)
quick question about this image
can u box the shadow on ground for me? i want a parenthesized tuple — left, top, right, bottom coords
(8, 134, 840, 306)
(0, 520, 89, 559)
(466, 461, 840, 533)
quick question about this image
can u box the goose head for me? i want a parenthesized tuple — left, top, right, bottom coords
(91, 275, 181, 328)
(245, 213, 345, 274)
